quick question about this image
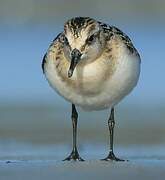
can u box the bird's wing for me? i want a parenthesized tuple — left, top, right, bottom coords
(98, 21, 140, 58)
(42, 33, 62, 73)
(42, 53, 47, 73)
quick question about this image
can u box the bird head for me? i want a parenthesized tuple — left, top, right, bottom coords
(62, 17, 106, 78)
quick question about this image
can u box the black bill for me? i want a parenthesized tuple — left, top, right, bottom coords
(68, 48, 82, 78)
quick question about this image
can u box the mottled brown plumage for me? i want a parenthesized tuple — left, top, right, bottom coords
(42, 17, 141, 161)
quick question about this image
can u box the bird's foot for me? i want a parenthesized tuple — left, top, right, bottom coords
(63, 149, 84, 161)
(101, 151, 125, 162)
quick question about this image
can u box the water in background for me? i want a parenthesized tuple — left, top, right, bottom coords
(0, 0, 165, 160)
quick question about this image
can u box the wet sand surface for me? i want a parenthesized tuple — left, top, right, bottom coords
(0, 143, 165, 180)
(1, 159, 165, 180)
(0, 104, 165, 179)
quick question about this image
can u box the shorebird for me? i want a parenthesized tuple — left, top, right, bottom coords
(42, 17, 141, 161)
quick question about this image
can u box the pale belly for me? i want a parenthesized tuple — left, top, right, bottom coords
(45, 54, 140, 111)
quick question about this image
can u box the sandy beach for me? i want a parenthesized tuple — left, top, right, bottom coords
(0, 104, 165, 180)
(1, 0, 165, 179)
(1, 159, 165, 180)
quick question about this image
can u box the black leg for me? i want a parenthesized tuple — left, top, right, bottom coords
(102, 107, 124, 161)
(63, 104, 84, 161)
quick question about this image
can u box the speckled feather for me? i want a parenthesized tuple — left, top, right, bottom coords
(42, 17, 140, 110)
(42, 17, 140, 73)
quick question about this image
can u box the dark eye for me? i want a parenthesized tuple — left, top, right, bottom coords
(87, 34, 96, 44)
(63, 36, 69, 45)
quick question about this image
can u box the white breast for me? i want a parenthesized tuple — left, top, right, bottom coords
(45, 51, 140, 111)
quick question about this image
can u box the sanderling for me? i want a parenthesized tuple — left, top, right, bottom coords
(42, 17, 141, 161)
